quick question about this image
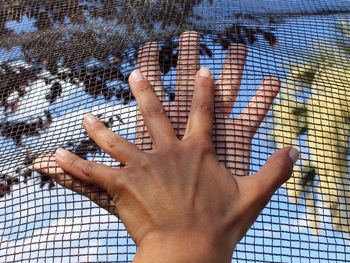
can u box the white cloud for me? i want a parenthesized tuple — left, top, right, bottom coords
(0, 181, 128, 262)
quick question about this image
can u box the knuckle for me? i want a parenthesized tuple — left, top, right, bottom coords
(134, 81, 151, 93)
(197, 101, 214, 115)
(199, 81, 214, 90)
(90, 121, 106, 133)
(110, 170, 141, 204)
(105, 135, 123, 150)
(115, 172, 131, 191)
(81, 161, 98, 177)
(105, 138, 117, 150)
(142, 103, 165, 118)
(67, 155, 80, 167)
(268, 156, 287, 172)
(186, 137, 213, 154)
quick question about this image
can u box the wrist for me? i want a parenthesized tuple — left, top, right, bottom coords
(133, 229, 234, 263)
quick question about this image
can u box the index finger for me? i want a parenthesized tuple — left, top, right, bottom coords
(129, 69, 177, 148)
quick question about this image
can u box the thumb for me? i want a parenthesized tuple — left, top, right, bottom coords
(252, 146, 299, 198)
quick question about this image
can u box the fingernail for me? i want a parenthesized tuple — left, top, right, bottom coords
(55, 148, 69, 159)
(84, 113, 98, 125)
(289, 147, 300, 163)
(199, 67, 211, 78)
(130, 69, 145, 82)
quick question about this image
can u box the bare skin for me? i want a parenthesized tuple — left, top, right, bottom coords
(33, 32, 300, 262)
(136, 31, 254, 175)
(33, 31, 281, 213)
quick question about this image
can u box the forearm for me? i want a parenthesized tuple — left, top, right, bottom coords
(133, 230, 234, 263)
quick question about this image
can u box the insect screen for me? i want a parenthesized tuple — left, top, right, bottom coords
(0, 0, 349, 262)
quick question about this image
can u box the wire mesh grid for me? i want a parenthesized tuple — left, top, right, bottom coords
(0, 0, 349, 262)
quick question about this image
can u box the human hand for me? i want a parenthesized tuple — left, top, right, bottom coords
(136, 31, 257, 176)
(34, 67, 299, 262)
(33, 31, 280, 213)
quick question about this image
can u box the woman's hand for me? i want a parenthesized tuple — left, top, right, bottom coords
(136, 31, 256, 176)
(33, 31, 280, 214)
(34, 67, 299, 262)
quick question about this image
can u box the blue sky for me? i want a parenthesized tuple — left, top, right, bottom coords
(0, 1, 349, 262)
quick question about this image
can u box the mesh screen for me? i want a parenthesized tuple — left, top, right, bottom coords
(0, 0, 349, 262)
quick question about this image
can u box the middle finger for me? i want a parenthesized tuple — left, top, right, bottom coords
(83, 113, 142, 163)
(175, 31, 200, 137)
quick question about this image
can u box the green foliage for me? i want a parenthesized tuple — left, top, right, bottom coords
(273, 21, 350, 234)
